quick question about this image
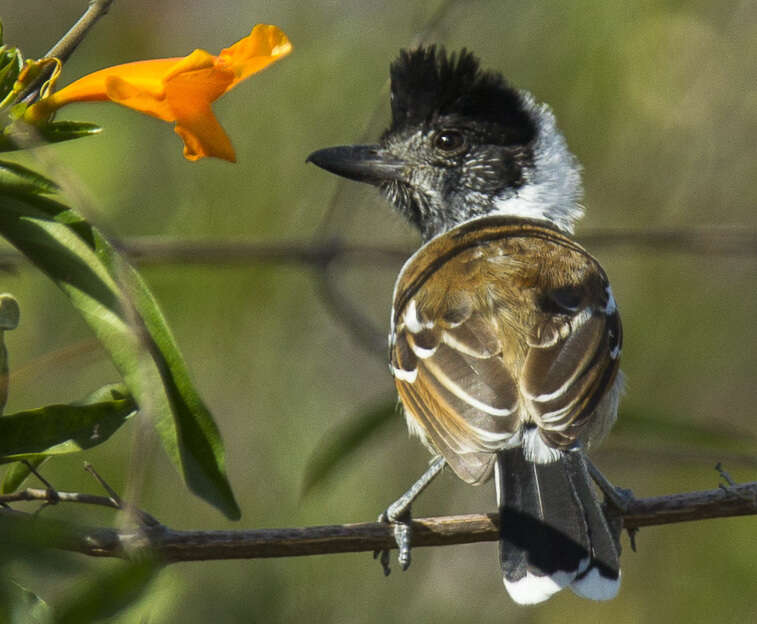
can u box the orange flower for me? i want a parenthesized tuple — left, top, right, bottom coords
(25, 24, 292, 162)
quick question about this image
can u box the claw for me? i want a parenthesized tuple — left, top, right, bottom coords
(374, 546, 392, 576)
(375, 508, 413, 574)
(372, 457, 446, 577)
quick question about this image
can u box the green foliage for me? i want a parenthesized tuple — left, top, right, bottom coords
(0, 161, 58, 194)
(0, 384, 134, 461)
(0, 580, 51, 624)
(0, 159, 240, 519)
(0, 383, 135, 492)
(0, 41, 22, 109)
(1, 457, 44, 494)
(0, 121, 102, 153)
(0, 293, 19, 414)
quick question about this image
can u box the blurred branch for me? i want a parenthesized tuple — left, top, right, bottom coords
(578, 226, 757, 256)
(2, 481, 755, 562)
(0, 226, 754, 272)
(0, 237, 407, 271)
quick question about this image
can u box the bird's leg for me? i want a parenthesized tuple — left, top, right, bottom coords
(583, 457, 637, 551)
(585, 458, 634, 512)
(375, 456, 446, 575)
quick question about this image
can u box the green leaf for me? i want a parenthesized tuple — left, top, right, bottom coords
(0, 160, 59, 194)
(0, 384, 133, 493)
(302, 400, 398, 496)
(1, 580, 51, 624)
(38, 120, 102, 143)
(0, 293, 20, 414)
(0, 384, 136, 462)
(0, 46, 22, 108)
(53, 558, 158, 624)
(0, 121, 101, 153)
(0, 188, 240, 519)
(1, 457, 45, 494)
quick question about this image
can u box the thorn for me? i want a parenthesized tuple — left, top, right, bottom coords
(22, 460, 59, 504)
(82, 462, 162, 528)
(715, 462, 737, 487)
(84, 461, 122, 507)
(716, 463, 753, 503)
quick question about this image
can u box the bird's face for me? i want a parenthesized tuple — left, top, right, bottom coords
(308, 120, 535, 241)
(308, 47, 585, 240)
(376, 117, 538, 240)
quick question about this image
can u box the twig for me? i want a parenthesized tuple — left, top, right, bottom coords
(0, 482, 160, 528)
(18, 0, 115, 104)
(84, 461, 123, 506)
(1, 482, 755, 562)
(0, 487, 121, 509)
(44, 0, 115, 63)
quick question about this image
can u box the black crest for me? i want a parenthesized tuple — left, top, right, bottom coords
(387, 46, 537, 145)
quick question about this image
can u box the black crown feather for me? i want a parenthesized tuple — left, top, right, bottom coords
(387, 46, 536, 145)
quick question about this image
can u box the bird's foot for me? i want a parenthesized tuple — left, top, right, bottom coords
(586, 459, 635, 512)
(374, 505, 413, 575)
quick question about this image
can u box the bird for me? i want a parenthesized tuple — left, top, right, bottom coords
(307, 46, 624, 604)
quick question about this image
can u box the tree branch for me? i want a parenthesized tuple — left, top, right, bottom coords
(2, 481, 755, 563)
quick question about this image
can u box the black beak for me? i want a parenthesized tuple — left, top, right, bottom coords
(306, 144, 406, 186)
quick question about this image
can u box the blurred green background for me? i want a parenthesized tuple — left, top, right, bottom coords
(1, 0, 756, 622)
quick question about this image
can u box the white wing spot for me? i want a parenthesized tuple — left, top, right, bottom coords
(392, 366, 418, 383)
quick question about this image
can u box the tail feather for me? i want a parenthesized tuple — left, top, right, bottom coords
(496, 447, 620, 604)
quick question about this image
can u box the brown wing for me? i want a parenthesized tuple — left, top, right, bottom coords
(521, 283, 622, 449)
(392, 301, 521, 484)
(390, 217, 622, 483)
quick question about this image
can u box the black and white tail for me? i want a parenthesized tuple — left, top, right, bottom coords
(495, 448, 620, 604)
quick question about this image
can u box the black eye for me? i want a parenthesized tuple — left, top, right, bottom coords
(433, 130, 465, 153)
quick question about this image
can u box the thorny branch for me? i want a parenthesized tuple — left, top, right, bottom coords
(1, 480, 755, 563)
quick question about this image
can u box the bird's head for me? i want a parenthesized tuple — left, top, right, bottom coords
(308, 46, 584, 241)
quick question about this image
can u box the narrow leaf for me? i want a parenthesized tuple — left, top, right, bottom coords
(0, 386, 136, 462)
(3, 580, 51, 624)
(0, 293, 19, 414)
(0, 46, 22, 107)
(37, 120, 102, 143)
(0, 189, 240, 518)
(1, 457, 45, 494)
(0, 160, 59, 194)
(0, 122, 101, 153)
(302, 400, 398, 496)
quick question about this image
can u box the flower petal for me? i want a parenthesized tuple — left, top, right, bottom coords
(24, 24, 291, 161)
(104, 75, 174, 121)
(171, 99, 236, 162)
(218, 24, 293, 92)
